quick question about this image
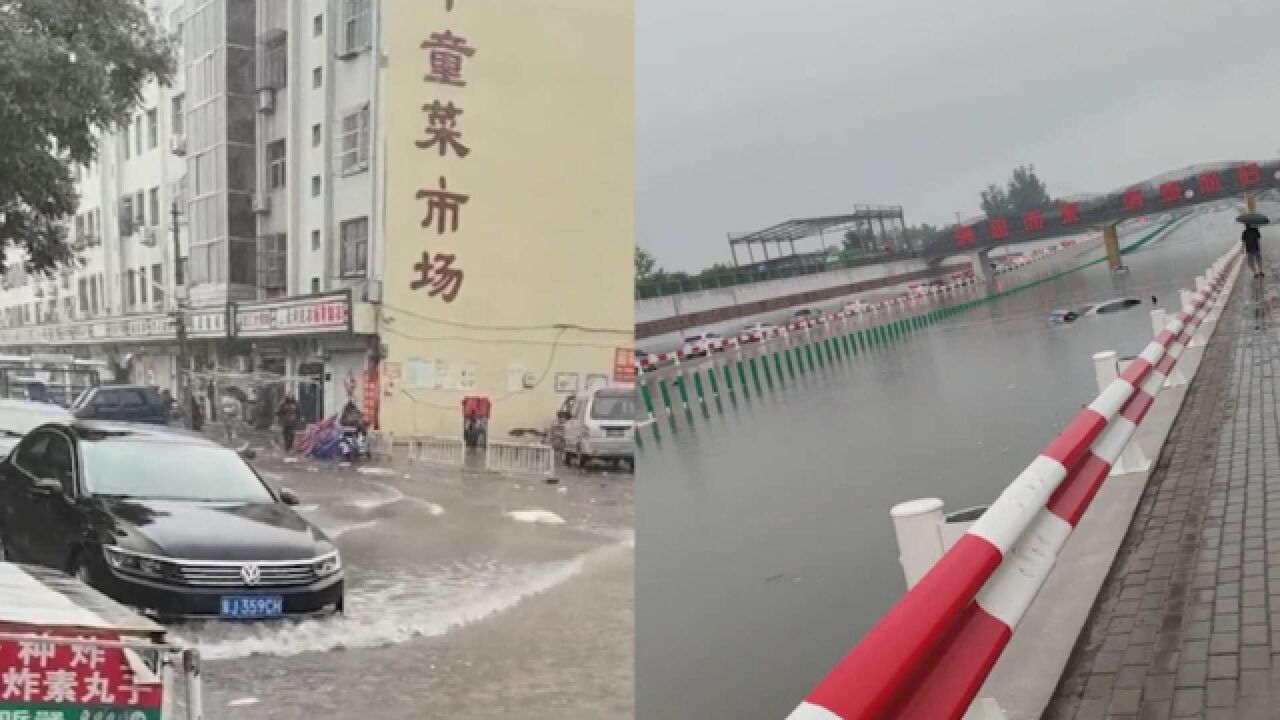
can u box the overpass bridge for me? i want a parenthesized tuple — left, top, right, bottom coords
(920, 160, 1280, 278)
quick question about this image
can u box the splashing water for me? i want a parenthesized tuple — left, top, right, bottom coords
(178, 551, 605, 660)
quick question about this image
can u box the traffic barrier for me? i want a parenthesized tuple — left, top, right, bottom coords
(785, 246, 1239, 720)
(367, 430, 395, 462)
(484, 440, 554, 477)
(407, 435, 466, 467)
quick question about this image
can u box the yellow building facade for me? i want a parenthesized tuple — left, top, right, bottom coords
(377, 0, 634, 438)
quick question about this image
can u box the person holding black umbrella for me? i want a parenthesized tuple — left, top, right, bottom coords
(1243, 224, 1264, 277)
(1238, 212, 1270, 278)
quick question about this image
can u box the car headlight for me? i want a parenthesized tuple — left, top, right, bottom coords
(103, 546, 173, 579)
(312, 552, 342, 577)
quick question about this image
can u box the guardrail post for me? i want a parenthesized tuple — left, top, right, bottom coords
(1094, 350, 1151, 476)
(1151, 310, 1187, 387)
(890, 498, 947, 589)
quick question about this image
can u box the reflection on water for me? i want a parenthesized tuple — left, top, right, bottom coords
(636, 209, 1239, 720)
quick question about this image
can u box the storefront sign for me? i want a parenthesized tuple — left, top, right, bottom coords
(233, 293, 351, 338)
(0, 625, 163, 719)
(613, 348, 635, 383)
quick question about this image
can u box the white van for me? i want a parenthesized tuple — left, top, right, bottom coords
(558, 386, 636, 469)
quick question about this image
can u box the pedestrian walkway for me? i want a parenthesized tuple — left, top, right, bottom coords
(1045, 272, 1280, 718)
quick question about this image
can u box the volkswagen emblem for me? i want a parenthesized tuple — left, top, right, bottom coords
(240, 564, 262, 586)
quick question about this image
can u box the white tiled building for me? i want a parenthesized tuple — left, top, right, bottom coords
(0, 0, 384, 424)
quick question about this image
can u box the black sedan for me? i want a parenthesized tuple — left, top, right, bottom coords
(0, 421, 343, 620)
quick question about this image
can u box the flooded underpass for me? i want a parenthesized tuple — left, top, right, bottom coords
(181, 454, 634, 719)
(636, 206, 1251, 720)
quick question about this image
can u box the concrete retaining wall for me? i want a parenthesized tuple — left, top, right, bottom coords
(635, 261, 972, 340)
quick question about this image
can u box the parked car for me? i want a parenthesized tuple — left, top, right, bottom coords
(0, 421, 344, 619)
(70, 385, 171, 425)
(792, 308, 822, 322)
(842, 300, 870, 314)
(0, 399, 73, 458)
(740, 322, 776, 343)
(681, 332, 723, 359)
(558, 387, 635, 470)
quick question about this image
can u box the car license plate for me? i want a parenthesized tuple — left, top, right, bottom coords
(220, 595, 284, 619)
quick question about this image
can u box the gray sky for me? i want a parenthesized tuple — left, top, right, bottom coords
(638, 0, 1280, 272)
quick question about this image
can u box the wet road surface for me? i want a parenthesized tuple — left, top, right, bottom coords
(182, 452, 633, 719)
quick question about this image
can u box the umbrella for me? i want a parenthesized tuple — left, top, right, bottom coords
(1236, 212, 1270, 226)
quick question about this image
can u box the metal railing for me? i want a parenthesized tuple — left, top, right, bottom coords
(485, 440, 555, 477)
(406, 435, 466, 467)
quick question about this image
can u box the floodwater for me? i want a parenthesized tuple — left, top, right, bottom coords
(635, 206, 1245, 720)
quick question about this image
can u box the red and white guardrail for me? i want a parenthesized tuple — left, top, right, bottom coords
(786, 247, 1241, 720)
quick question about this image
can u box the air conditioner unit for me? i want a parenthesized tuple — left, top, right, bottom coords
(363, 279, 382, 303)
(256, 88, 275, 114)
(252, 193, 271, 214)
(119, 216, 134, 237)
(169, 134, 187, 156)
(141, 228, 158, 247)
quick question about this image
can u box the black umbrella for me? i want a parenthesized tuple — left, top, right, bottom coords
(1237, 212, 1270, 226)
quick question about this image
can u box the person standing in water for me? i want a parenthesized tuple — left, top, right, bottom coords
(1243, 223, 1264, 278)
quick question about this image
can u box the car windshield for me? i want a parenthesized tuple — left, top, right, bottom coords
(683, 336, 703, 343)
(80, 440, 275, 503)
(590, 393, 636, 421)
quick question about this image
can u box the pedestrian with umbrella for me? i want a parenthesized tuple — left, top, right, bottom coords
(1238, 212, 1270, 278)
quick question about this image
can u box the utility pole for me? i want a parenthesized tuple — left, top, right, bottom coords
(170, 201, 191, 428)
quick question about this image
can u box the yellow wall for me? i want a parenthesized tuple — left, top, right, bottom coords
(379, 0, 634, 438)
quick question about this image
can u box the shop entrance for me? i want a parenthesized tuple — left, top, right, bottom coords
(298, 362, 326, 425)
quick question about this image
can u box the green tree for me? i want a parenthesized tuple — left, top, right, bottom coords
(0, 0, 173, 274)
(981, 165, 1051, 218)
(981, 184, 1011, 218)
(1006, 164, 1051, 214)
(635, 246, 657, 281)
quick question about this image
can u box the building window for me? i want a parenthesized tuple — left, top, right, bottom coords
(122, 118, 131, 159)
(312, 123, 321, 147)
(149, 187, 160, 226)
(312, 66, 322, 88)
(258, 234, 287, 297)
(341, 0, 371, 56)
(266, 139, 287, 190)
(134, 191, 145, 228)
(338, 104, 370, 174)
(119, 195, 134, 235)
(138, 267, 148, 306)
(311, 175, 321, 197)
(125, 269, 137, 309)
(147, 108, 158, 149)
(135, 115, 143, 156)
(311, 229, 320, 251)
(77, 278, 88, 316)
(152, 264, 164, 307)
(340, 218, 368, 278)
(313, 13, 323, 36)
(263, 33, 288, 89)
(311, 277, 321, 293)
(171, 94, 185, 136)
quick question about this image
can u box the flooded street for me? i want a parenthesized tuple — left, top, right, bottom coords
(635, 207, 1245, 720)
(181, 453, 634, 719)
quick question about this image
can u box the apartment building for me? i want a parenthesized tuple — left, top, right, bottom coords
(0, 0, 382, 424)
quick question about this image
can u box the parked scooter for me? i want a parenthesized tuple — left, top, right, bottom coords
(337, 425, 370, 462)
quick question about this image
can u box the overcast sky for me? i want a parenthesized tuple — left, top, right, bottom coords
(637, 0, 1280, 271)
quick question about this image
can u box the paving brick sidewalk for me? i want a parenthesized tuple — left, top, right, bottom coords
(1043, 271, 1280, 719)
